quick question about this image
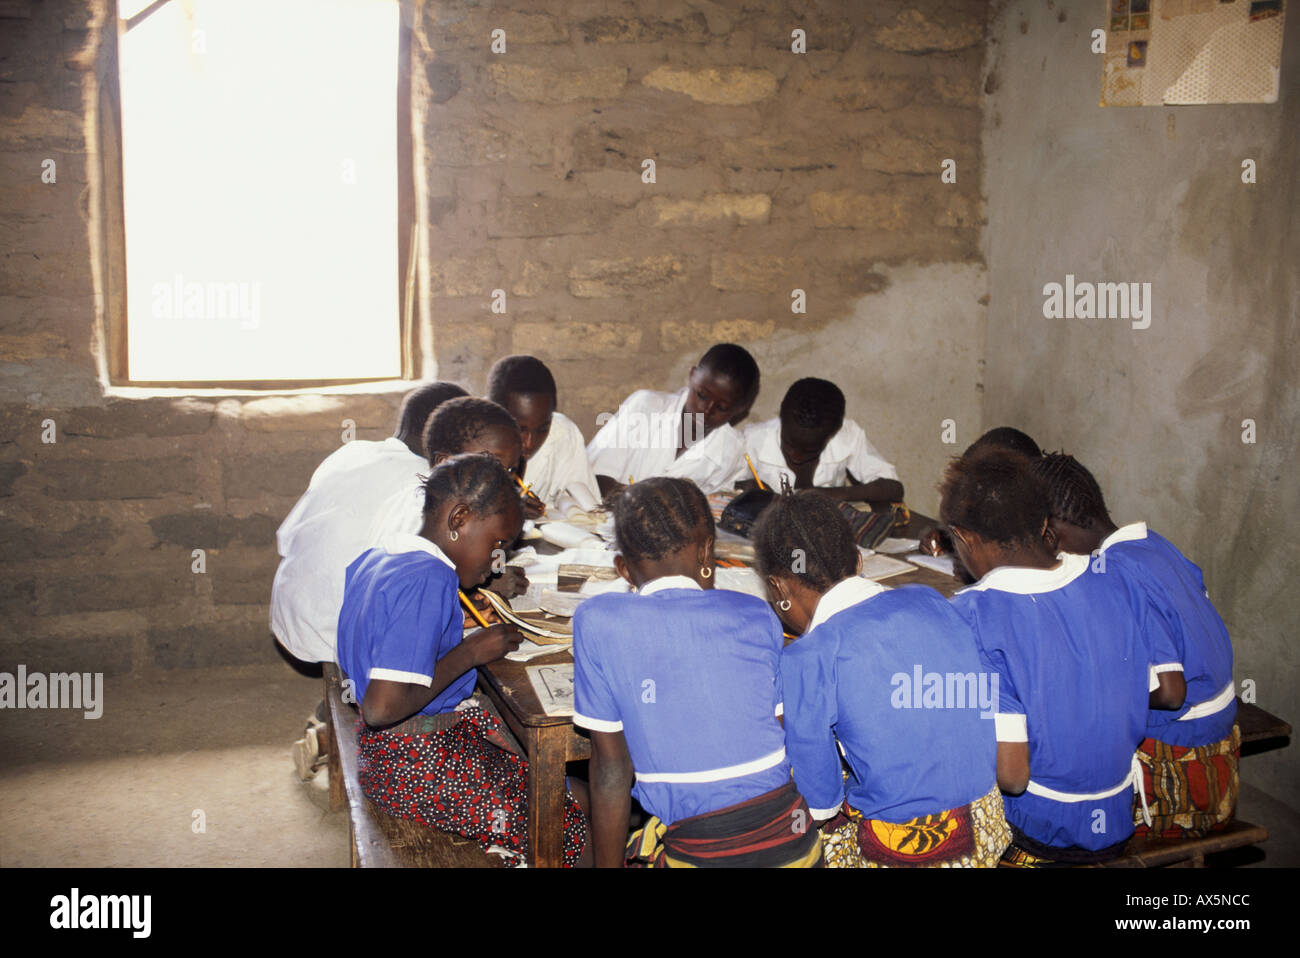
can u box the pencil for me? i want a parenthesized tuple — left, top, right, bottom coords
(514, 472, 545, 515)
(745, 454, 766, 491)
(459, 589, 491, 629)
(627, 475, 635, 484)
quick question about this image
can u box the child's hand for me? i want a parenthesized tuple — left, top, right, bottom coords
(485, 565, 529, 599)
(918, 527, 949, 556)
(466, 624, 524, 665)
(521, 490, 546, 520)
(469, 591, 502, 625)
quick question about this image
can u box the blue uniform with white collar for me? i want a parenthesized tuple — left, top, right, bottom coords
(950, 553, 1169, 852)
(781, 578, 999, 823)
(572, 576, 791, 826)
(1099, 523, 1236, 748)
(336, 534, 474, 718)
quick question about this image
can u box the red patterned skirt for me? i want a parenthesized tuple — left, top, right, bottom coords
(1132, 724, 1240, 839)
(357, 704, 588, 867)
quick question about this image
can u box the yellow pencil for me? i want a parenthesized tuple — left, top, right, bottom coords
(745, 454, 766, 491)
(459, 589, 491, 629)
(627, 475, 635, 484)
(514, 472, 545, 515)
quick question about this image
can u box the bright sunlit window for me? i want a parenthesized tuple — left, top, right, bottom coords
(117, 0, 402, 383)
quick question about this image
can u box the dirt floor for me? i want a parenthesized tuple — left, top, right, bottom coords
(0, 660, 1296, 868)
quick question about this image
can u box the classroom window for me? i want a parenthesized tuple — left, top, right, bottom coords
(115, 0, 405, 385)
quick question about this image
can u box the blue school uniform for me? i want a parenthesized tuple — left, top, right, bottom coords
(950, 553, 1164, 852)
(1100, 523, 1236, 748)
(572, 575, 791, 826)
(781, 578, 998, 822)
(335, 534, 474, 717)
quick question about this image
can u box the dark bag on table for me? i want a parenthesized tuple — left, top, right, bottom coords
(719, 488, 778, 538)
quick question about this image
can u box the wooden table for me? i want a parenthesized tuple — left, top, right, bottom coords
(476, 652, 589, 869)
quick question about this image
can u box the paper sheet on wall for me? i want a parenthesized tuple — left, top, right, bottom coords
(1101, 0, 1286, 106)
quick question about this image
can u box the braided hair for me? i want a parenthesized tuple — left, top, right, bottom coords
(613, 477, 714, 562)
(779, 378, 846, 435)
(1030, 453, 1113, 531)
(421, 452, 518, 518)
(938, 449, 1049, 547)
(396, 381, 468, 438)
(963, 426, 1042, 459)
(423, 397, 521, 463)
(699, 343, 760, 403)
(752, 490, 857, 592)
(486, 355, 558, 407)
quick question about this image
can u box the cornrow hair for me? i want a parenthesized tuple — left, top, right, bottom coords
(486, 354, 558, 407)
(421, 452, 518, 518)
(752, 490, 857, 592)
(613, 477, 715, 563)
(1030, 453, 1113, 531)
(938, 449, 1050, 548)
(422, 397, 521, 463)
(396, 381, 468, 438)
(698, 343, 760, 402)
(779, 378, 846, 434)
(963, 426, 1042, 460)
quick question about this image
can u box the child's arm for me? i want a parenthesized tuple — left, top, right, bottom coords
(361, 625, 522, 728)
(588, 729, 635, 867)
(816, 475, 905, 505)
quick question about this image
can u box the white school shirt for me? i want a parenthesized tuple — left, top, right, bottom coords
(522, 412, 601, 510)
(586, 388, 746, 495)
(735, 417, 899, 491)
(270, 437, 428, 664)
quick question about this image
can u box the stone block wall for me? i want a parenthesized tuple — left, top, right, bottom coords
(1, 0, 989, 673)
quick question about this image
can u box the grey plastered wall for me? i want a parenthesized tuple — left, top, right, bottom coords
(982, 0, 1299, 802)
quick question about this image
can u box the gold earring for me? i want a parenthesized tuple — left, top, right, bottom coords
(779, 599, 792, 611)
(700, 566, 712, 579)
(449, 530, 459, 542)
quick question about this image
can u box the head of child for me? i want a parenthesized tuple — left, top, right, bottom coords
(395, 381, 469, 457)
(1030, 453, 1117, 555)
(938, 449, 1056, 581)
(752, 491, 861, 634)
(486, 355, 556, 462)
(685, 343, 760, 435)
(962, 426, 1042, 460)
(419, 453, 523, 589)
(423, 397, 523, 473)
(778, 378, 845, 472)
(611, 477, 716, 591)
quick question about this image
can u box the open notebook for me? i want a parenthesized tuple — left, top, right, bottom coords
(477, 588, 573, 644)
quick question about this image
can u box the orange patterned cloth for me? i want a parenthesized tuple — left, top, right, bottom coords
(822, 784, 1009, 868)
(1133, 724, 1240, 838)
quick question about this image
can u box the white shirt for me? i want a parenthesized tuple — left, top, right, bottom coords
(270, 437, 428, 663)
(523, 411, 601, 510)
(586, 388, 746, 495)
(736, 417, 898, 491)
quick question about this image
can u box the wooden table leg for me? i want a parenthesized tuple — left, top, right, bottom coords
(525, 726, 569, 868)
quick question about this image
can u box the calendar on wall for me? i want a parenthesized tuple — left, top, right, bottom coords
(1102, 0, 1286, 105)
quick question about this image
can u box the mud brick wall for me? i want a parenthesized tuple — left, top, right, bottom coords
(1, 0, 990, 674)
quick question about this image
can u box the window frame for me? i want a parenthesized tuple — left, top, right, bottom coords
(101, 0, 417, 389)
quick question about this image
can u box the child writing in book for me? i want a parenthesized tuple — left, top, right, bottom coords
(1031, 453, 1233, 839)
(736, 378, 903, 506)
(486, 354, 601, 519)
(572, 477, 822, 867)
(752, 490, 1010, 867)
(940, 449, 1183, 866)
(369, 396, 529, 603)
(587, 343, 759, 497)
(336, 453, 590, 866)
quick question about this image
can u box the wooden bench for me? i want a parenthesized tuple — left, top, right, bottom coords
(322, 662, 506, 868)
(1098, 819, 1269, 868)
(1237, 699, 1292, 756)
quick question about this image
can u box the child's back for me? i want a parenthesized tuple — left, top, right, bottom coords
(951, 554, 1151, 852)
(574, 582, 788, 825)
(1101, 524, 1235, 746)
(784, 584, 997, 823)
